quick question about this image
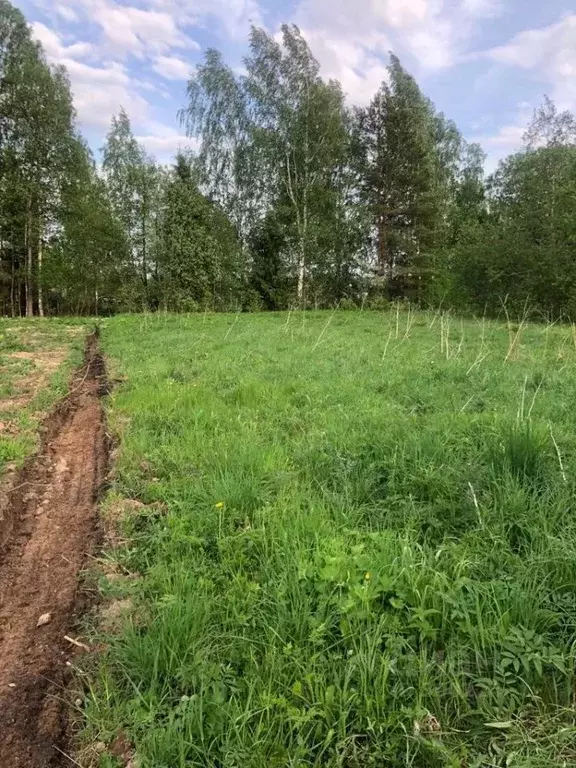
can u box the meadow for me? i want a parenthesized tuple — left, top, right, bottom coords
(85, 309, 576, 767)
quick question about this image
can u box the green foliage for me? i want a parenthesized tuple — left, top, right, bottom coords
(3, 0, 576, 320)
(450, 103, 576, 319)
(82, 311, 576, 766)
(183, 25, 364, 308)
(157, 154, 242, 311)
(353, 57, 464, 300)
(0, 0, 131, 316)
(101, 109, 161, 310)
(451, 146, 576, 317)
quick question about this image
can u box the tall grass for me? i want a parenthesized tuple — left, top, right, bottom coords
(86, 310, 576, 767)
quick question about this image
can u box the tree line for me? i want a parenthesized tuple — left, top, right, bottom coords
(1, 0, 575, 318)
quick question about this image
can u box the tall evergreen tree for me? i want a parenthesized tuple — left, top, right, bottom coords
(157, 154, 241, 310)
(355, 56, 454, 299)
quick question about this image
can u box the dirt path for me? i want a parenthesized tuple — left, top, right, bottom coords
(0, 333, 108, 768)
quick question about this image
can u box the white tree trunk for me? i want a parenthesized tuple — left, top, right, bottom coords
(25, 204, 33, 317)
(38, 234, 44, 317)
(297, 245, 305, 305)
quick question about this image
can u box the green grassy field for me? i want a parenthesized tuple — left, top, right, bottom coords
(87, 310, 576, 767)
(0, 318, 86, 476)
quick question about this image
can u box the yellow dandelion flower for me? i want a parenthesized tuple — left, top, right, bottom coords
(364, 571, 371, 581)
(215, 501, 224, 509)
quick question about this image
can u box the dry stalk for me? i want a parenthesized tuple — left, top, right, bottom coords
(312, 310, 336, 351)
(468, 482, 483, 527)
(381, 328, 394, 363)
(403, 304, 415, 339)
(224, 311, 240, 339)
(550, 425, 567, 483)
(466, 351, 488, 376)
(527, 379, 543, 420)
(517, 375, 528, 422)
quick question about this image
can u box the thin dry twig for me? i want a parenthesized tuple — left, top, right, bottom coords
(64, 635, 91, 652)
(52, 745, 86, 768)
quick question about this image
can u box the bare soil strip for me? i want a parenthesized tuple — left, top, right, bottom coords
(0, 333, 108, 768)
(0, 348, 70, 411)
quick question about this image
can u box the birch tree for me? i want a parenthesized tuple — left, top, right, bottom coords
(245, 25, 349, 305)
(0, 0, 78, 315)
(102, 109, 160, 308)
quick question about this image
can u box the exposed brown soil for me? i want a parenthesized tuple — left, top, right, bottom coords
(0, 347, 69, 411)
(0, 333, 108, 768)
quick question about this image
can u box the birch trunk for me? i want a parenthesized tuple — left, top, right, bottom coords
(38, 233, 44, 317)
(25, 203, 33, 317)
(297, 243, 305, 304)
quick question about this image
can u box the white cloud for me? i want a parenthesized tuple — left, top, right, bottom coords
(386, 0, 431, 28)
(481, 123, 525, 147)
(148, 0, 262, 41)
(293, 0, 506, 104)
(135, 120, 199, 159)
(461, 0, 503, 19)
(405, 24, 454, 70)
(31, 23, 151, 129)
(93, 2, 190, 57)
(487, 15, 576, 109)
(477, 13, 576, 169)
(31, 21, 93, 59)
(55, 4, 79, 22)
(297, 27, 390, 105)
(136, 132, 199, 156)
(294, 0, 391, 104)
(27, 0, 259, 160)
(153, 54, 193, 81)
(62, 58, 150, 127)
(47, 0, 198, 58)
(473, 103, 534, 173)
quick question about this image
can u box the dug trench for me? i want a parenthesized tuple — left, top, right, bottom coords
(0, 331, 110, 768)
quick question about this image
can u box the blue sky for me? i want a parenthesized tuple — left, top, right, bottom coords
(17, 0, 576, 170)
